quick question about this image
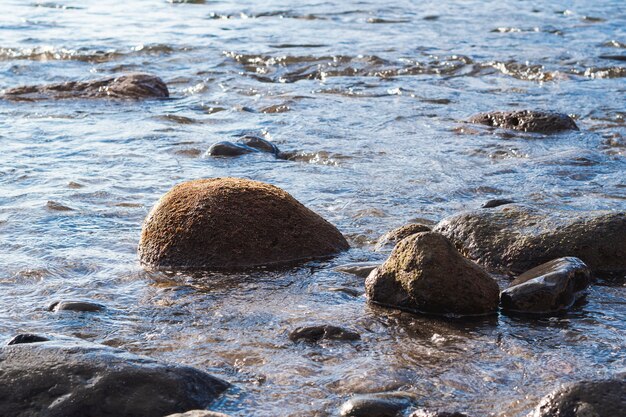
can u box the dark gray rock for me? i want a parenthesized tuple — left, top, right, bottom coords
(0, 334, 229, 417)
(410, 410, 471, 417)
(165, 411, 232, 417)
(207, 136, 280, 157)
(238, 135, 280, 154)
(48, 300, 105, 313)
(334, 262, 380, 278)
(529, 378, 626, 417)
(435, 205, 626, 275)
(468, 110, 578, 133)
(2, 73, 169, 101)
(375, 223, 432, 251)
(482, 198, 515, 208)
(366, 232, 500, 317)
(340, 392, 416, 417)
(501, 257, 591, 314)
(289, 325, 360, 343)
(7, 334, 50, 345)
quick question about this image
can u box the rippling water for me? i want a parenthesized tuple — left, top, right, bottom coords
(1, 1, 625, 416)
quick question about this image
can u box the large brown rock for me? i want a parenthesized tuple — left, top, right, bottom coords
(500, 257, 592, 314)
(2, 73, 169, 100)
(365, 232, 500, 316)
(138, 178, 349, 270)
(435, 205, 626, 275)
(468, 110, 578, 133)
(529, 379, 626, 417)
(0, 334, 229, 417)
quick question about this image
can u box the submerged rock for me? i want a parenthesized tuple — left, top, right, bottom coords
(48, 300, 105, 313)
(410, 410, 471, 417)
(340, 392, 416, 417)
(165, 411, 232, 417)
(289, 325, 360, 343)
(468, 110, 578, 133)
(375, 223, 432, 251)
(2, 73, 169, 100)
(7, 334, 50, 345)
(482, 198, 515, 208)
(435, 205, 626, 275)
(501, 257, 591, 314)
(138, 178, 349, 270)
(334, 262, 380, 278)
(530, 379, 626, 417)
(366, 232, 500, 317)
(0, 334, 229, 417)
(207, 135, 280, 157)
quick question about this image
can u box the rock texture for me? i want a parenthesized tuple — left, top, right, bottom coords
(468, 110, 578, 133)
(435, 205, 626, 275)
(366, 232, 500, 316)
(2, 73, 169, 100)
(138, 178, 349, 270)
(289, 325, 360, 343)
(0, 334, 229, 417)
(530, 379, 626, 417)
(340, 392, 416, 417)
(375, 223, 432, 251)
(501, 257, 591, 314)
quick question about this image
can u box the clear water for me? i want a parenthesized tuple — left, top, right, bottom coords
(0, 1, 624, 416)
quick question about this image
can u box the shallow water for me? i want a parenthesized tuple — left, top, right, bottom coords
(0, 0, 625, 416)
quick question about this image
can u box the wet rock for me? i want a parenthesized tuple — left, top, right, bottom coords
(468, 110, 578, 133)
(0, 334, 229, 417)
(375, 223, 432, 251)
(340, 392, 416, 417)
(410, 410, 471, 417)
(165, 411, 232, 417)
(7, 334, 50, 345)
(530, 379, 626, 417)
(48, 300, 105, 313)
(435, 205, 626, 274)
(335, 262, 380, 278)
(501, 257, 591, 314)
(207, 136, 280, 157)
(482, 198, 515, 208)
(47, 200, 74, 211)
(138, 178, 349, 270)
(366, 232, 500, 316)
(289, 325, 360, 343)
(2, 73, 169, 100)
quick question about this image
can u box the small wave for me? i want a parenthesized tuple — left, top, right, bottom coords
(0, 43, 180, 63)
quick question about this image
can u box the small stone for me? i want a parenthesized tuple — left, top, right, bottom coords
(165, 411, 232, 417)
(340, 392, 416, 417)
(48, 300, 105, 313)
(375, 223, 432, 251)
(468, 110, 578, 133)
(207, 141, 255, 157)
(289, 325, 360, 343)
(501, 257, 591, 314)
(410, 410, 471, 417)
(334, 262, 380, 278)
(46, 201, 74, 211)
(482, 198, 515, 208)
(237, 135, 280, 154)
(7, 334, 50, 345)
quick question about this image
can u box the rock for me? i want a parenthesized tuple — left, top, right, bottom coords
(207, 136, 279, 157)
(530, 379, 626, 417)
(48, 300, 105, 313)
(434, 205, 626, 274)
(7, 334, 50, 345)
(468, 110, 578, 133)
(410, 410, 471, 417)
(0, 334, 229, 417)
(138, 178, 349, 270)
(340, 392, 416, 417)
(289, 325, 360, 343)
(375, 223, 432, 251)
(482, 198, 515, 208)
(3, 73, 168, 101)
(335, 262, 380, 278)
(500, 257, 591, 314)
(165, 411, 232, 417)
(366, 232, 500, 316)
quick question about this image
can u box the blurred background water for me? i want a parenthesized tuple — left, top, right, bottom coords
(0, 1, 624, 416)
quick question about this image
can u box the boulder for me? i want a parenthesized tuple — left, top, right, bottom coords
(375, 223, 432, 251)
(365, 232, 500, 316)
(529, 379, 626, 417)
(289, 325, 360, 343)
(435, 205, 626, 275)
(500, 257, 591, 314)
(0, 334, 229, 417)
(138, 178, 349, 270)
(340, 392, 416, 417)
(2, 73, 169, 100)
(468, 110, 578, 133)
